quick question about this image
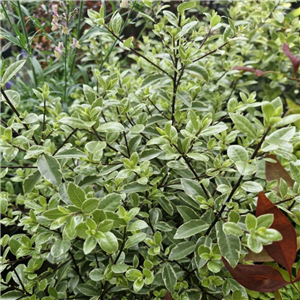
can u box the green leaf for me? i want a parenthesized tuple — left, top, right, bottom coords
(76, 284, 100, 296)
(89, 268, 105, 281)
(174, 219, 209, 239)
(245, 214, 257, 230)
(83, 235, 97, 254)
(227, 145, 248, 162)
(82, 198, 100, 214)
(133, 277, 144, 292)
(272, 11, 284, 23)
(230, 113, 256, 139)
(128, 220, 149, 231)
(181, 178, 206, 199)
(85, 141, 106, 153)
(122, 182, 150, 193)
(0, 198, 8, 214)
(51, 239, 71, 257)
(177, 205, 201, 222)
(37, 154, 62, 186)
(123, 36, 134, 48)
(274, 114, 300, 128)
(169, 241, 196, 260)
(59, 117, 95, 129)
(216, 221, 240, 268)
(241, 181, 263, 193)
(124, 232, 147, 249)
(3, 90, 20, 107)
(200, 123, 227, 136)
(67, 183, 86, 208)
(1, 291, 24, 300)
(157, 196, 174, 216)
(210, 15, 221, 28)
(1, 59, 26, 86)
(257, 214, 274, 228)
(112, 263, 129, 274)
(162, 264, 177, 293)
(98, 122, 124, 133)
(223, 222, 243, 236)
(126, 269, 143, 281)
(64, 217, 76, 240)
(141, 74, 170, 88)
(235, 161, 257, 176)
(247, 235, 262, 253)
(97, 231, 118, 253)
(55, 148, 86, 159)
(111, 12, 123, 34)
(23, 170, 41, 194)
(177, 1, 196, 13)
(186, 64, 209, 81)
(98, 193, 121, 211)
(83, 84, 97, 104)
(43, 208, 67, 220)
(3, 145, 18, 162)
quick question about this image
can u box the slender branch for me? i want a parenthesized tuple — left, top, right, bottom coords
(103, 25, 171, 78)
(92, 126, 128, 158)
(1, 88, 39, 144)
(205, 126, 272, 235)
(114, 227, 127, 264)
(1, 165, 37, 169)
(1, 119, 21, 136)
(147, 97, 170, 120)
(13, 267, 31, 295)
(53, 128, 78, 156)
(68, 250, 84, 283)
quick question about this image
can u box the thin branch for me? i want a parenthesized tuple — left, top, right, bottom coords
(1, 88, 38, 144)
(53, 128, 78, 156)
(204, 126, 271, 235)
(103, 25, 171, 78)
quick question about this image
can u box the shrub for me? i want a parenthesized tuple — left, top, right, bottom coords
(1, 1, 300, 299)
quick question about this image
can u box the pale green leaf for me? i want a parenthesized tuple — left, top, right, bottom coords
(169, 241, 196, 260)
(230, 113, 256, 139)
(37, 154, 62, 186)
(2, 59, 26, 86)
(216, 221, 240, 268)
(23, 170, 41, 194)
(162, 264, 177, 293)
(174, 219, 209, 239)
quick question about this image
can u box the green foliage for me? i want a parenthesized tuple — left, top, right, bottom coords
(1, 1, 300, 299)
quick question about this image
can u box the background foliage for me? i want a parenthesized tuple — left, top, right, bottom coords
(1, 1, 300, 299)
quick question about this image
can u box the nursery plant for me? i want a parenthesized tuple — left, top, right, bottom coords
(1, 1, 300, 299)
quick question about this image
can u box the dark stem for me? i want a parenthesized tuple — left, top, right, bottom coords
(1, 88, 39, 144)
(103, 25, 171, 78)
(53, 128, 78, 156)
(114, 227, 127, 264)
(205, 126, 271, 235)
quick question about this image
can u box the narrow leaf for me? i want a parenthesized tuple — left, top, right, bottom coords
(174, 219, 208, 239)
(230, 113, 257, 139)
(216, 221, 240, 268)
(162, 264, 177, 293)
(2, 59, 26, 86)
(169, 241, 196, 260)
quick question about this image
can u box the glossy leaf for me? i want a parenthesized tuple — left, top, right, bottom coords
(37, 154, 62, 186)
(222, 258, 288, 292)
(216, 221, 240, 268)
(162, 264, 177, 293)
(256, 192, 297, 277)
(2, 59, 26, 86)
(174, 219, 209, 239)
